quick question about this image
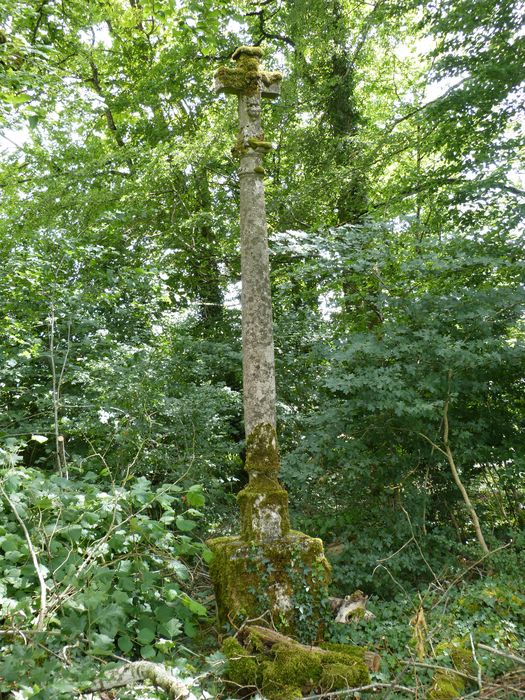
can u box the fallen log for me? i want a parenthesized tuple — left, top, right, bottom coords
(240, 624, 381, 673)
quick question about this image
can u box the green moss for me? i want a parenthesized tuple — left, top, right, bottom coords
(321, 662, 362, 690)
(245, 423, 280, 475)
(238, 480, 290, 541)
(232, 45, 264, 60)
(319, 644, 370, 688)
(247, 137, 273, 152)
(429, 672, 465, 700)
(450, 647, 473, 672)
(215, 47, 269, 97)
(270, 685, 303, 700)
(262, 70, 282, 86)
(206, 533, 331, 637)
(254, 166, 266, 174)
(430, 641, 472, 700)
(320, 642, 367, 662)
(260, 641, 369, 699)
(262, 645, 322, 699)
(222, 636, 259, 689)
(218, 623, 371, 699)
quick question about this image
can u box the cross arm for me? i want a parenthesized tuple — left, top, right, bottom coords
(214, 46, 282, 99)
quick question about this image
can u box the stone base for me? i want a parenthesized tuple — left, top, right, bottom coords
(207, 531, 331, 641)
(238, 478, 290, 541)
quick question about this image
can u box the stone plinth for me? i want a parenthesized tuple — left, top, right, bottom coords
(238, 477, 290, 541)
(207, 531, 331, 641)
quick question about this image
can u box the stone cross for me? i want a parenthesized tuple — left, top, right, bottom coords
(215, 47, 289, 542)
(208, 52, 331, 634)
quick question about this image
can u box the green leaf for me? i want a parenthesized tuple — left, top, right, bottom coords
(140, 645, 156, 659)
(118, 635, 133, 653)
(161, 618, 183, 639)
(184, 621, 197, 638)
(186, 485, 205, 507)
(90, 633, 114, 655)
(137, 627, 155, 645)
(175, 516, 197, 532)
(182, 595, 207, 616)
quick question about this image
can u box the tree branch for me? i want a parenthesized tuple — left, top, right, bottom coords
(83, 661, 194, 698)
(442, 370, 489, 554)
(0, 485, 47, 631)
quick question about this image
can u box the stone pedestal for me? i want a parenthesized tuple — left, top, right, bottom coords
(207, 531, 331, 641)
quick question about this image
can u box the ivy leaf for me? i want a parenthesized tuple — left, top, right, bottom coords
(186, 485, 205, 507)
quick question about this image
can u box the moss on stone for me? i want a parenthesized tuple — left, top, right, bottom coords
(261, 645, 321, 699)
(217, 621, 371, 699)
(254, 166, 266, 174)
(215, 47, 277, 98)
(245, 423, 280, 475)
(450, 646, 473, 672)
(238, 480, 290, 541)
(247, 137, 273, 152)
(258, 639, 368, 699)
(232, 45, 264, 60)
(321, 662, 361, 690)
(320, 641, 368, 662)
(262, 70, 283, 86)
(429, 641, 473, 700)
(206, 533, 331, 637)
(319, 643, 370, 689)
(222, 636, 259, 689)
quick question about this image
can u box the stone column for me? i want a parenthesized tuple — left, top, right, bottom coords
(208, 47, 330, 639)
(214, 46, 288, 542)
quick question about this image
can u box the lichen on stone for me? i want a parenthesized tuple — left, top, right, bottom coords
(206, 533, 331, 637)
(238, 479, 290, 541)
(261, 70, 283, 86)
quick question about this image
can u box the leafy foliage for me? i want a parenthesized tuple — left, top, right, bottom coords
(0, 443, 212, 698)
(0, 0, 524, 696)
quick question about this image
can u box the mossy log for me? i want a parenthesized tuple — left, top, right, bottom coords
(222, 625, 376, 699)
(429, 642, 474, 699)
(241, 625, 381, 673)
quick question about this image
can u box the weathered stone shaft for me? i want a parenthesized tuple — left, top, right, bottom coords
(239, 93, 276, 438)
(213, 49, 287, 541)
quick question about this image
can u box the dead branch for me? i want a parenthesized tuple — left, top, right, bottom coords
(83, 661, 194, 698)
(478, 644, 525, 667)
